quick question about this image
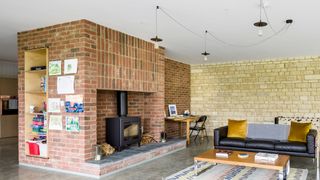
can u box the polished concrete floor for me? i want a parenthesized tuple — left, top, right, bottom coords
(0, 137, 317, 180)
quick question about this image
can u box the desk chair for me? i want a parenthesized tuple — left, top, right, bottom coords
(189, 115, 208, 141)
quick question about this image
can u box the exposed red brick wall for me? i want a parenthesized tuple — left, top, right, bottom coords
(18, 20, 92, 173)
(18, 19, 165, 176)
(84, 20, 165, 142)
(96, 90, 117, 144)
(94, 24, 161, 92)
(164, 58, 190, 114)
(164, 58, 190, 137)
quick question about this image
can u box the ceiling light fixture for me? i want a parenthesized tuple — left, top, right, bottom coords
(201, 30, 210, 61)
(150, 6, 162, 49)
(254, 0, 268, 36)
(154, 3, 293, 49)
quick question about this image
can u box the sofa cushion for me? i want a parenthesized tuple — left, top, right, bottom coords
(288, 121, 311, 142)
(220, 138, 245, 147)
(227, 119, 247, 139)
(275, 141, 307, 152)
(245, 139, 277, 150)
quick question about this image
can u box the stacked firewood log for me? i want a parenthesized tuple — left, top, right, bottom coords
(101, 143, 115, 156)
(141, 133, 157, 145)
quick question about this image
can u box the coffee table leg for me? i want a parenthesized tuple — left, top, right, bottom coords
(286, 160, 290, 177)
(279, 160, 290, 180)
(278, 170, 284, 180)
(194, 160, 198, 176)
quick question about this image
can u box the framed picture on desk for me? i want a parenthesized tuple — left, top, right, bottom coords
(168, 104, 177, 116)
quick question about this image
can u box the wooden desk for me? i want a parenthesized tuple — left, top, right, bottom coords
(165, 116, 199, 145)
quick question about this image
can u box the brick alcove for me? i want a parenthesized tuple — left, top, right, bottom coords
(97, 90, 164, 144)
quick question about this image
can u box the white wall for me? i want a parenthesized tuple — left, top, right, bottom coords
(0, 60, 17, 78)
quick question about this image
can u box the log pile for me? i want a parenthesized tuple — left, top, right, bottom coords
(101, 143, 115, 156)
(141, 133, 157, 145)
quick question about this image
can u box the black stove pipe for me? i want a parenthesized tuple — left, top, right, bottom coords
(117, 91, 128, 117)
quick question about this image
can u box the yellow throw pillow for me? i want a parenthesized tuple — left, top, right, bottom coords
(288, 121, 311, 142)
(227, 119, 247, 139)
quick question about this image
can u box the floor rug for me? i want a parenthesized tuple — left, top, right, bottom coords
(165, 162, 308, 180)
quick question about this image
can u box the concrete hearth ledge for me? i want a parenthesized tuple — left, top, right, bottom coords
(20, 139, 186, 178)
(19, 163, 99, 179)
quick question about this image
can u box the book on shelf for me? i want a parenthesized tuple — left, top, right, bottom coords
(255, 152, 278, 162)
(40, 76, 47, 93)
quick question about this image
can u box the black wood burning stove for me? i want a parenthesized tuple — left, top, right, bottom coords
(105, 91, 141, 151)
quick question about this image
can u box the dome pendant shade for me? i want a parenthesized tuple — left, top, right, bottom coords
(150, 36, 163, 42)
(254, 21, 268, 27)
(201, 51, 210, 56)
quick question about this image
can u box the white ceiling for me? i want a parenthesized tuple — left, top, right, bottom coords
(1, 0, 320, 64)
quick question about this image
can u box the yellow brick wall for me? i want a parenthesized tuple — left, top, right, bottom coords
(191, 56, 320, 135)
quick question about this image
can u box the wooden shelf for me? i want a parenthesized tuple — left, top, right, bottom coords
(26, 112, 46, 115)
(26, 154, 49, 159)
(24, 48, 49, 158)
(25, 91, 46, 94)
(25, 69, 46, 73)
(31, 132, 46, 135)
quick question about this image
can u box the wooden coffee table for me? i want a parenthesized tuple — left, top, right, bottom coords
(194, 149, 290, 180)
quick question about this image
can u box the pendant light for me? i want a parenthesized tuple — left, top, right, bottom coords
(150, 6, 162, 49)
(254, 0, 268, 36)
(201, 30, 210, 61)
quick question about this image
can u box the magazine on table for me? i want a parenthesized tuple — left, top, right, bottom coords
(215, 150, 232, 158)
(255, 152, 279, 162)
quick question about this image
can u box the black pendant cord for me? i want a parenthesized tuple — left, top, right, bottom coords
(150, 6, 162, 42)
(204, 30, 207, 52)
(201, 30, 210, 56)
(154, 5, 292, 49)
(259, 0, 262, 23)
(207, 23, 289, 48)
(156, 6, 159, 38)
(262, 1, 276, 33)
(158, 6, 203, 39)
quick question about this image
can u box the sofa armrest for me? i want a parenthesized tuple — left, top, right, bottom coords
(307, 129, 317, 154)
(214, 126, 228, 146)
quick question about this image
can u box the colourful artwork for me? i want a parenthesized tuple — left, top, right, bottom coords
(49, 60, 61, 75)
(65, 116, 80, 132)
(65, 95, 84, 113)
